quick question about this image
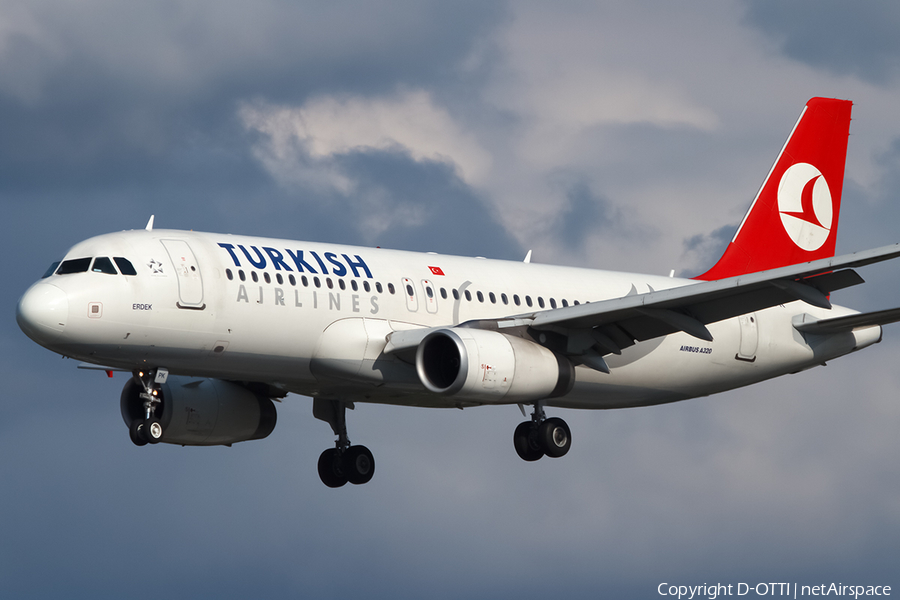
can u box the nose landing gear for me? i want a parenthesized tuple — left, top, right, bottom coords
(513, 403, 572, 461)
(313, 398, 375, 488)
(128, 368, 168, 446)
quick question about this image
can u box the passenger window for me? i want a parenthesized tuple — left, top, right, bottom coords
(239, 270, 246, 281)
(363, 281, 371, 292)
(501, 293, 508, 305)
(351, 280, 358, 291)
(440, 288, 447, 299)
(388, 283, 395, 294)
(226, 269, 234, 280)
(252, 272, 259, 283)
(465, 290, 472, 301)
(42, 261, 61, 279)
(452, 289, 459, 300)
(338, 279, 346, 290)
(289, 274, 296, 286)
(489, 292, 496, 304)
(426, 287, 434, 298)
(276, 273, 283, 285)
(326, 278, 333, 289)
(302, 275, 308, 287)
(573, 300, 580, 305)
(57, 257, 92, 275)
(406, 284, 414, 297)
(376, 282, 383, 293)
(114, 257, 137, 276)
(514, 294, 520, 306)
(538, 297, 545, 308)
(525, 296, 532, 307)
(314, 277, 321, 288)
(477, 291, 484, 302)
(562, 299, 568, 307)
(92, 257, 118, 275)
(549, 298, 557, 309)
(264, 272, 271, 284)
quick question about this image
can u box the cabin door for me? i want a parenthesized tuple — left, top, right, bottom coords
(161, 239, 205, 309)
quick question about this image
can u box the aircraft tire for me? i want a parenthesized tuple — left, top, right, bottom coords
(145, 418, 163, 444)
(318, 448, 348, 488)
(343, 445, 375, 485)
(129, 420, 148, 447)
(513, 421, 544, 462)
(538, 417, 571, 458)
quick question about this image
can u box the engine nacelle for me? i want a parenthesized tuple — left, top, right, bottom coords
(120, 375, 277, 446)
(415, 328, 574, 402)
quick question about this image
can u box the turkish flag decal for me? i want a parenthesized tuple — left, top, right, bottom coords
(428, 266, 444, 276)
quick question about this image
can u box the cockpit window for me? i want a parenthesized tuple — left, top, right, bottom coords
(42, 261, 61, 279)
(114, 257, 137, 276)
(91, 257, 118, 275)
(56, 257, 92, 275)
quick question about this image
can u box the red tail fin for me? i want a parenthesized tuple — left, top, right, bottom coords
(696, 97, 852, 281)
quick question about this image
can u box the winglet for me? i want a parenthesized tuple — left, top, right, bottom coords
(145, 215, 155, 231)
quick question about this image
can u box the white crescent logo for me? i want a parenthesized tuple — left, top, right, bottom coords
(777, 162, 833, 251)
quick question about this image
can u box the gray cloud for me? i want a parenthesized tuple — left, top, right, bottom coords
(545, 176, 659, 262)
(0, 0, 504, 196)
(741, 1, 900, 84)
(681, 224, 736, 277)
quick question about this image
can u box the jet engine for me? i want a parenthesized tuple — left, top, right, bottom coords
(120, 375, 277, 446)
(415, 328, 574, 402)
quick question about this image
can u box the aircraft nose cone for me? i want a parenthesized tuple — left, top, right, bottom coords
(17, 283, 69, 344)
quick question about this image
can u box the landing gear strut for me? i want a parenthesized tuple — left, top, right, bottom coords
(513, 402, 571, 461)
(129, 368, 168, 446)
(313, 399, 375, 488)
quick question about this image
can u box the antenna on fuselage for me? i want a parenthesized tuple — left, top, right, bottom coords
(523, 250, 532, 263)
(145, 215, 155, 231)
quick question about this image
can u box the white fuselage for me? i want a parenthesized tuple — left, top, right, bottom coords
(18, 229, 881, 410)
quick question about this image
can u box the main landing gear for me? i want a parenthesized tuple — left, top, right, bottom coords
(129, 368, 168, 446)
(313, 399, 375, 488)
(513, 402, 571, 461)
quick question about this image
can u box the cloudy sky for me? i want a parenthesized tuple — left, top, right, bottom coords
(3, 1, 900, 597)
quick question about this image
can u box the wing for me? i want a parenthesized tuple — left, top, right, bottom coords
(386, 243, 900, 368)
(522, 244, 900, 346)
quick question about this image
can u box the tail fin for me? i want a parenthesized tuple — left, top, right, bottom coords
(696, 97, 852, 281)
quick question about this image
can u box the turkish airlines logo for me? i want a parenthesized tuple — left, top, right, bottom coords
(777, 162, 833, 251)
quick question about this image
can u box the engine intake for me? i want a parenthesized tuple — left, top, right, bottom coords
(416, 328, 574, 402)
(121, 376, 277, 446)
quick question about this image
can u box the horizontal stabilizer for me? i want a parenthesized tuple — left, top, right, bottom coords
(793, 307, 900, 335)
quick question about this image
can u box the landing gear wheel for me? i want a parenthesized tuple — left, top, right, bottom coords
(343, 445, 375, 485)
(145, 418, 163, 445)
(513, 421, 544, 462)
(129, 420, 148, 447)
(539, 417, 571, 458)
(318, 448, 348, 488)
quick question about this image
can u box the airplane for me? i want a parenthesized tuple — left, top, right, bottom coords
(16, 97, 900, 488)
